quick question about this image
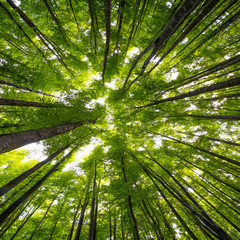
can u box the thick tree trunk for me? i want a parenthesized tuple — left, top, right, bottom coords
(0, 119, 95, 154)
(0, 144, 69, 196)
(0, 98, 48, 107)
(0, 148, 76, 226)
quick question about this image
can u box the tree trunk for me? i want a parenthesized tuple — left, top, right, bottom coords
(102, 0, 111, 84)
(29, 194, 57, 239)
(136, 77, 240, 108)
(121, 158, 140, 240)
(88, 160, 97, 240)
(0, 144, 69, 196)
(74, 183, 90, 240)
(0, 147, 76, 226)
(0, 119, 95, 154)
(0, 80, 57, 98)
(67, 197, 82, 240)
(0, 98, 48, 107)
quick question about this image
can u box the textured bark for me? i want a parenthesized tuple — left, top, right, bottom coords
(0, 98, 48, 107)
(136, 77, 240, 108)
(88, 0, 98, 53)
(0, 119, 95, 154)
(0, 80, 57, 98)
(0, 144, 69, 196)
(0, 148, 75, 226)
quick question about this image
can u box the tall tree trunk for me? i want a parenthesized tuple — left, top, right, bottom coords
(74, 183, 90, 240)
(0, 80, 57, 98)
(49, 194, 68, 240)
(88, 160, 97, 240)
(0, 144, 69, 196)
(0, 98, 49, 107)
(124, 0, 202, 91)
(0, 147, 76, 226)
(0, 119, 95, 154)
(67, 197, 82, 240)
(29, 194, 58, 239)
(136, 77, 240, 108)
(121, 158, 140, 240)
(102, 0, 111, 84)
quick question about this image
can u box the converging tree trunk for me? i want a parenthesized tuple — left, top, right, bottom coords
(0, 120, 95, 154)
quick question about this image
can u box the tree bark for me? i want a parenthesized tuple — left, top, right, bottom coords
(0, 119, 95, 154)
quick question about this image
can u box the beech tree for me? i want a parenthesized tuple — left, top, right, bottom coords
(0, 0, 239, 239)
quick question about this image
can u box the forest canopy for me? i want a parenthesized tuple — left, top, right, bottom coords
(0, 0, 240, 239)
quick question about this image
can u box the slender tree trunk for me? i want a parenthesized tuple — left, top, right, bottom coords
(67, 197, 82, 240)
(49, 195, 68, 240)
(142, 166, 198, 240)
(136, 77, 240, 108)
(29, 194, 57, 239)
(125, 0, 202, 91)
(145, 148, 230, 237)
(0, 144, 69, 196)
(0, 147, 76, 226)
(74, 183, 90, 240)
(102, 0, 111, 84)
(0, 119, 95, 154)
(0, 80, 57, 98)
(159, 133, 240, 168)
(88, 160, 97, 240)
(121, 158, 140, 240)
